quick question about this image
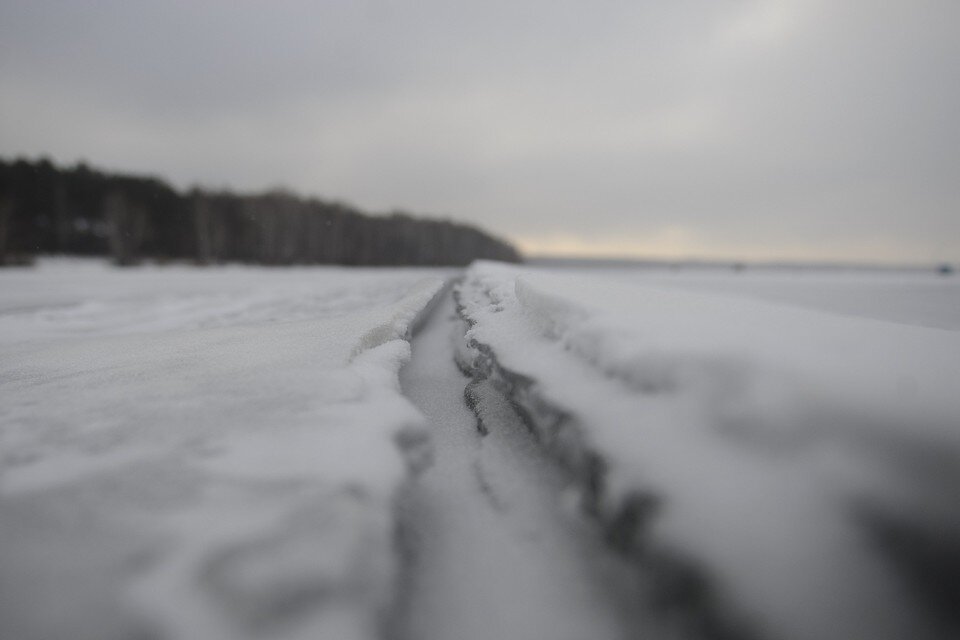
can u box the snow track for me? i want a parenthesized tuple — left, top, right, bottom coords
(395, 290, 652, 640)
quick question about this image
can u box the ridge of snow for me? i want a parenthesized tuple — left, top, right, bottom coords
(0, 264, 444, 640)
(456, 261, 960, 640)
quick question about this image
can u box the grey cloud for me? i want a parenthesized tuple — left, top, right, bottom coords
(1, 0, 957, 262)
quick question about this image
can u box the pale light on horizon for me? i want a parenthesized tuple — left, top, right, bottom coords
(1, 0, 958, 264)
(514, 230, 954, 266)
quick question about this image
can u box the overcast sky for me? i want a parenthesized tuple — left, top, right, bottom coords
(1, 0, 958, 263)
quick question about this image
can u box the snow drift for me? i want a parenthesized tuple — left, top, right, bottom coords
(0, 260, 444, 640)
(456, 261, 960, 640)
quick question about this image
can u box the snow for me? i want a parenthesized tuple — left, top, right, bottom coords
(535, 263, 960, 331)
(396, 290, 649, 640)
(456, 261, 960, 640)
(0, 259, 444, 640)
(3, 257, 958, 640)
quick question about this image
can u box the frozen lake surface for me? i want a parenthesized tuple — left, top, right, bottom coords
(1, 258, 958, 640)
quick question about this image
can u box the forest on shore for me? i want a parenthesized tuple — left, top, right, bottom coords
(0, 157, 521, 266)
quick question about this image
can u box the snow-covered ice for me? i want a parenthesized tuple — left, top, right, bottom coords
(3, 257, 959, 640)
(396, 290, 650, 640)
(552, 264, 960, 331)
(0, 259, 444, 640)
(456, 261, 960, 640)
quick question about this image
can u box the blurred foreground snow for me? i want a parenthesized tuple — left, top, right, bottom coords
(2, 258, 958, 640)
(457, 261, 960, 640)
(0, 259, 444, 640)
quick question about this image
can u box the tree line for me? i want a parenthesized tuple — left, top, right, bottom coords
(0, 157, 522, 266)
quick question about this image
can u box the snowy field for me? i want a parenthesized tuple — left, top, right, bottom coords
(0, 260, 446, 640)
(2, 258, 958, 640)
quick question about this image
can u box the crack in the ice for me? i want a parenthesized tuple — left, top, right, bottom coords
(452, 286, 758, 640)
(462, 379, 489, 436)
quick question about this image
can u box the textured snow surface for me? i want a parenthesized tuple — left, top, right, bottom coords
(0, 259, 444, 640)
(457, 261, 960, 640)
(396, 292, 648, 640)
(4, 258, 959, 640)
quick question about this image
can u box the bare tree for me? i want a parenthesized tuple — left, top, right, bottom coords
(0, 195, 12, 266)
(193, 193, 228, 264)
(104, 190, 147, 266)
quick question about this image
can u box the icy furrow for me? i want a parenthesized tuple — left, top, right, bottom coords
(395, 290, 652, 640)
